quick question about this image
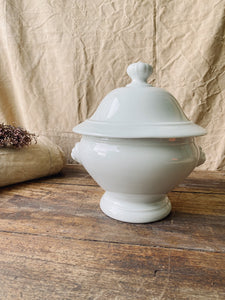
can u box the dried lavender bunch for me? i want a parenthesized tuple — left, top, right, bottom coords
(0, 123, 37, 148)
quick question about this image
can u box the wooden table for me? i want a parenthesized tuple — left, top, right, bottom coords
(0, 165, 225, 299)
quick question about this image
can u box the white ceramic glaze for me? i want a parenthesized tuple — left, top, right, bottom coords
(75, 62, 206, 138)
(71, 62, 206, 223)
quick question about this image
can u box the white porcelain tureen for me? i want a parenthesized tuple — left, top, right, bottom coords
(71, 62, 206, 223)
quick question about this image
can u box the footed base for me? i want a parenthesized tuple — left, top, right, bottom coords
(100, 192, 171, 223)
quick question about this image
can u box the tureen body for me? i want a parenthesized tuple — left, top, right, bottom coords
(71, 62, 206, 223)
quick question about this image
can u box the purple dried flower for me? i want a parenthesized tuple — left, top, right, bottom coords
(0, 123, 37, 148)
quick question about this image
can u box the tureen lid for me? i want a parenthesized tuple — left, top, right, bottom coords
(73, 62, 206, 138)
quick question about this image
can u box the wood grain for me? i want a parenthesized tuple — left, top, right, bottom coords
(0, 164, 225, 299)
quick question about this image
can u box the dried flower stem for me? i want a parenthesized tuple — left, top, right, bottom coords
(0, 123, 37, 148)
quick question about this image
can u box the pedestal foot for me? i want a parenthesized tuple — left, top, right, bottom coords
(100, 192, 171, 223)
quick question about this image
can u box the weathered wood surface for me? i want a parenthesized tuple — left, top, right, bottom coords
(0, 165, 225, 299)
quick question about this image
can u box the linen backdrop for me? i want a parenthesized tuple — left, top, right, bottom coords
(0, 0, 224, 170)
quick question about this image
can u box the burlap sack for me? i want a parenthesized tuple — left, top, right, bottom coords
(0, 136, 65, 187)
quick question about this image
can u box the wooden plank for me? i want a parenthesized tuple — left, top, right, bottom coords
(0, 182, 225, 252)
(36, 164, 98, 187)
(169, 191, 225, 216)
(2, 179, 225, 218)
(0, 232, 224, 300)
(0, 165, 225, 299)
(174, 170, 225, 194)
(36, 165, 225, 194)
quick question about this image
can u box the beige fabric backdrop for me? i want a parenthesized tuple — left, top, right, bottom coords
(0, 0, 224, 170)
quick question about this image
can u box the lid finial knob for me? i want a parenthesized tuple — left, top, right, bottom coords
(127, 62, 153, 87)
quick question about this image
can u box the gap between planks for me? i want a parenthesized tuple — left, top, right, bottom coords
(0, 229, 224, 255)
